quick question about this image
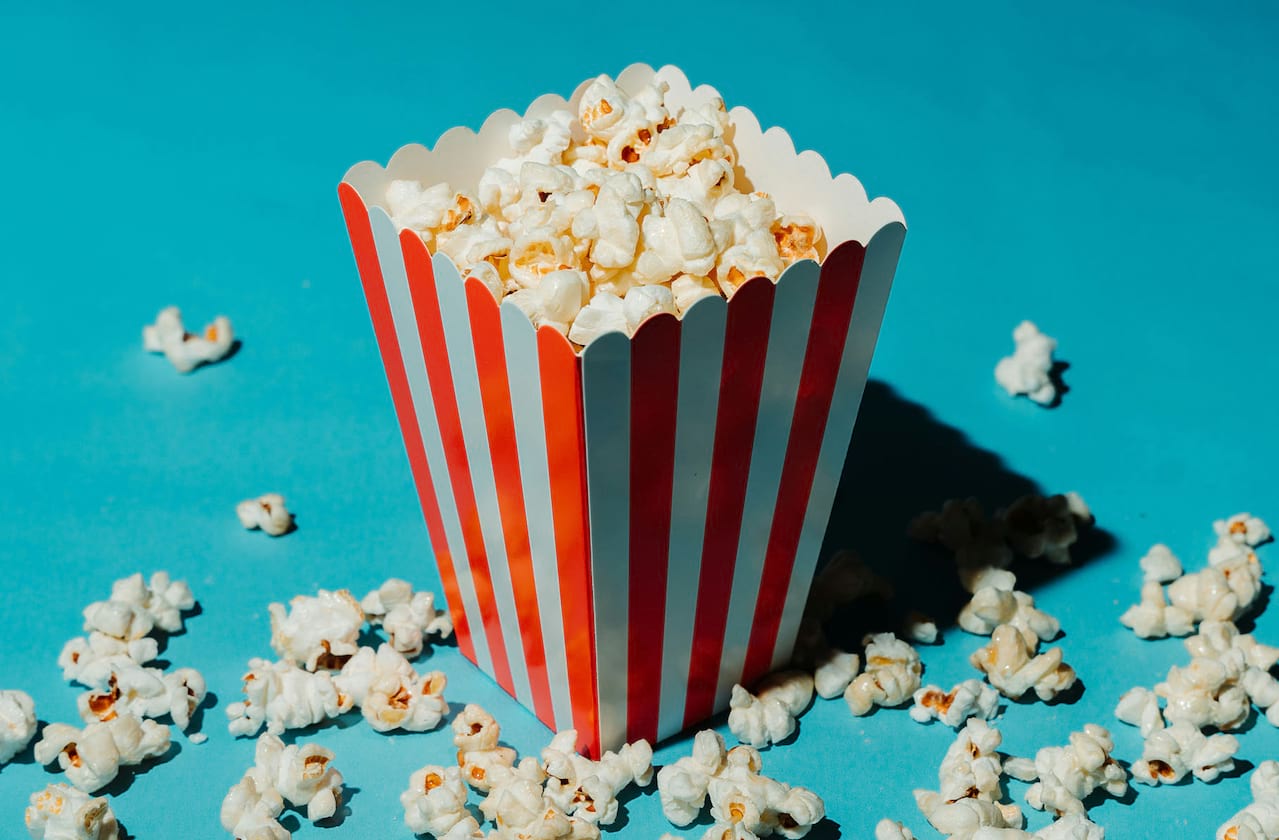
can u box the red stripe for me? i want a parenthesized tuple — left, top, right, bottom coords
(683, 277, 776, 727)
(741, 242, 868, 684)
(337, 185, 475, 663)
(465, 278, 555, 726)
(625, 314, 681, 744)
(400, 230, 515, 696)
(538, 327, 601, 758)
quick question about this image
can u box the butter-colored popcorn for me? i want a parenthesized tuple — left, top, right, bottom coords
(909, 680, 1000, 729)
(1141, 544, 1184, 583)
(248, 734, 344, 823)
(578, 76, 629, 142)
(1008, 725, 1127, 817)
(669, 273, 720, 314)
(109, 571, 195, 634)
(77, 663, 206, 732)
(1000, 492, 1093, 566)
(1114, 686, 1165, 738)
(452, 703, 502, 753)
(1215, 513, 1272, 548)
(875, 819, 916, 840)
(771, 215, 823, 264)
(716, 229, 786, 298)
(1, 690, 37, 765)
(35, 714, 171, 793)
(567, 291, 627, 346)
(508, 226, 578, 290)
(143, 306, 234, 373)
(1131, 721, 1238, 785)
(994, 321, 1057, 406)
(335, 644, 448, 733)
(1218, 760, 1279, 840)
(221, 772, 287, 840)
(845, 633, 922, 716)
(269, 589, 364, 671)
(237, 493, 294, 537)
(360, 579, 453, 659)
(728, 670, 813, 749)
(970, 625, 1077, 702)
(813, 649, 860, 700)
(226, 657, 354, 737)
(402, 764, 482, 839)
(1120, 581, 1196, 639)
(25, 783, 120, 840)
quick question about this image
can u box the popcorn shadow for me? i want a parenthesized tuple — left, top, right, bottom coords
(117, 826, 136, 840)
(804, 817, 843, 840)
(176, 690, 217, 739)
(278, 707, 364, 744)
(280, 813, 302, 833)
(97, 739, 182, 797)
(1235, 584, 1274, 635)
(604, 782, 648, 832)
(1010, 676, 1085, 707)
(316, 785, 358, 827)
(817, 380, 1117, 638)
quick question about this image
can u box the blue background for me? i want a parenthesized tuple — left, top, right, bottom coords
(2, 1, 1278, 836)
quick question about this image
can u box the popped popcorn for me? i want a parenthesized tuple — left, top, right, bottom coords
(927, 718, 1006, 805)
(402, 764, 482, 838)
(999, 492, 1093, 566)
(76, 662, 207, 731)
(35, 714, 171, 793)
(0, 689, 37, 764)
(1114, 686, 1165, 738)
(25, 783, 120, 840)
(909, 680, 1000, 728)
(912, 794, 1024, 840)
(334, 644, 448, 733)
(905, 612, 939, 645)
(728, 671, 813, 748)
(1130, 721, 1238, 785)
(539, 729, 653, 826)
(845, 633, 922, 716)
(994, 321, 1057, 406)
(143, 305, 235, 373)
(237, 493, 295, 537)
(269, 588, 364, 670)
(958, 576, 1061, 646)
(1119, 581, 1195, 639)
(1004, 724, 1127, 817)
(875, 820, 916, 840)
(1215, 513, 1272, 548)
(657, 729, 728, 825)
(812, 649, 860, 700)
(108, 571, 196, 634)
(701, 748, 824, 838)
(59, 635, 159, 686)
(226, 657, 354, 737)
(969, 624, 1077, 702)
(1167, 552, 1263, 623)
(1140, 544, 1184, 583)
(361, 578, 454, 659)
(452, 704, 517, 793)
(221, 772, 287, 840)
(386, 73, 826, 349)
(1218, 759, 1279, 840)
(247, 734, 344, 823)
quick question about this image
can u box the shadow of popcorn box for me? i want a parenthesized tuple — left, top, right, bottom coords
(338, 64, 905, 757)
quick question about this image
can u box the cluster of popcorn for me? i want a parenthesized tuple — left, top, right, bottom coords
(400, 703, 653, 839)
(1003, 725, 1128, 816)
(846, 632, 923, 716)
(994, 321, 1059, 406)
(25, 783, 120, 840)
(35, 714, 171, 792)
(656, 729, 824, 840)
(728, 671, 813, 749)
(227, 580, 453, 737)
(0, 689, 38, 765)
(1120, 514, 1270, 639)
(237, 493, 295, 537)
(908, 679, 1000, 729)
(220, 733, 344, 839)
(385, 74, 827, 348)
(142, 305, 235, 373)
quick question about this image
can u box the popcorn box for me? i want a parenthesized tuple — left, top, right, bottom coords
(338, 64, 905, 756)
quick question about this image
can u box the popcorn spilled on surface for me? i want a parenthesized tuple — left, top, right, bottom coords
(25, 783, 120, 840)
(994, 320, 1058, 406)
(237, 493, 295, 537)
(386, 73, 828, 349)
(221, 733, 344, 838)
(0, 689, 37, 765)
(142, 306, 234, 373)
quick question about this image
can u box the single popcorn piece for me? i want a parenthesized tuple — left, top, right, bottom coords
(1218, 759, 1279, 840)
(813, 649, 860, 700)
(25, 783, 120, 840)
(334, 644, 448, 733)
(248, 734, 344, 823)
(226, 657, 354, 737)
(913, 792, 1024, 840)
(1141, 544, 1184, 583)
(970, 624, 1077, 702)
(402, 764, 481, 838)
(221, 772, 287, 840)
(269, 589, 364, 670)
(999, 492, 1093, 565)
(909, 680, 1000, 728)
(875, 819, 916, 840)
(1, 689, 37, 764)
(727, 671, 813, 749)
(845, 633, 922, 716)
(657, 729, 728, 826)
(1215, 513, 1272, 548)
(143, 305, 235, 373)
(237, 494, 295, 537)
(928, 718, 1006, 805)
(994, 320, 1057, 406)
(76, 662, 207, 732)
(1120, 581, 1196, 639)
(360, 579, 453, 659)
(905, 612, 939, 644)
(1131, 721, 1238, 785)
(35, 714, 171, 793)
(1114, 686, 1165, 738)
(1008, 724, 1128, 817)
(567, 291, 628, 346)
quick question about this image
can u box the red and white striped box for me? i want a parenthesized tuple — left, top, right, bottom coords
(338, 65, 905, 756)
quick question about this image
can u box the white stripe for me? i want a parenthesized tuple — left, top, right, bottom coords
(367, 210, 493, 676)
(580, 330, 631, 752)
(502, 309, 574, 732)
(715, 262, 823, 707)
(772, 226, 906, 669)
(430, 252, 533, 708)
(656, 296, 727, 740)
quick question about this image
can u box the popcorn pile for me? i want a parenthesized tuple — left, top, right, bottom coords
(386, 73, 827, 348)
(227, 580, 453, 737)
(142, 305, 235, 373)
(994, 321, 1059, 406)
(656, 729, 824, 839)
(727, 671, 813, 749)
(221, 733, 345, 839)
(400, 703, 654, 840)
(237, 493, 295, 537)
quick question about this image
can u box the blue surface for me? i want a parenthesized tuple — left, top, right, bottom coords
(2, 1, 1278, 836)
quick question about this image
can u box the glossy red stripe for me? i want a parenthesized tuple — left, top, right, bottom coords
(465, 279, 555, 725)
(400, 231, 515, 696)
(538, 327, 601, 758)
(683, 278, 776, 727)
(742, 243, 868, 684)
(625, 314, 681, 744)
(337, 185, 475, 662)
